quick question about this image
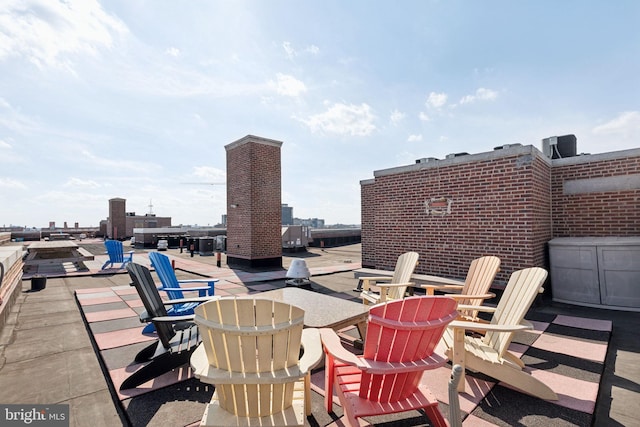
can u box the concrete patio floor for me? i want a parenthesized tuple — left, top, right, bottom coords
(0, 243, 638, 426)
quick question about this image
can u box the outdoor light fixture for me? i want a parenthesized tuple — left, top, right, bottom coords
(285, 259, 310, 287)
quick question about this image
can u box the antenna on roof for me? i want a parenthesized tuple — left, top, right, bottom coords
(148, 199, 154, 214)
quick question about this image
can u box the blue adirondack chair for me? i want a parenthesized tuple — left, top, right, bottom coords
(145, 251, 218, 333)
(101, 240, 134, 270)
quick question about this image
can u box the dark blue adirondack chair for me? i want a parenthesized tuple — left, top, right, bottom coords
(122, 263, 217, 390)
(144, 251, 217, 333)
(101, 240, 134, 270)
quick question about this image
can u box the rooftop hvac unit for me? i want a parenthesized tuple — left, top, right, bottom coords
(445, 152, 469, 159)
(542, 134, 577, 159)
(494, 143, 522, 150)
(415, 157, 438, 164)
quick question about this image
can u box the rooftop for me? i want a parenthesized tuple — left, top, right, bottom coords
(1, 241, 638, 426)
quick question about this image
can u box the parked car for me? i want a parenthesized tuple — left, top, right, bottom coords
(157, 239, 168, 251)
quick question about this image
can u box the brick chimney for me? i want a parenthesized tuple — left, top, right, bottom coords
(225, 135, 283, 268)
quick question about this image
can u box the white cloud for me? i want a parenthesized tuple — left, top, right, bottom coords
(81, 149, 154, 172)
(408, 134, 423, 142)
(283, 41, 320, 59)
(0, 97, 40, 133)
(592, 111, 640, 137)
(270, 73, 307, 97)
(0, 177, 27, 189)
(63, 177, 100, 188)
(297, 102, 376, 136)
(283, 41, 296, 59)
(191, 166, 226, 182)
(426, 92, 448, 109)
(306, 45, 320, 55)
(0, 138, 11, 149)
(165, 47, 181, 57)
(419, 112, 430, 121)
(390, 109, 405, 126)
(0, 0, 128, 70)
(460, 87, 498, 104)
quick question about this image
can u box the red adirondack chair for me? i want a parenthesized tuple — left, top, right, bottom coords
(319, 296, 458, 427)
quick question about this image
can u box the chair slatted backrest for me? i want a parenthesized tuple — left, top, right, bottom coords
(149, 252, 184, 300)
(458, 256, 501, 318)
(194, 298, 305, 417)
(387, 251, 419, 300)
(126, 263, 175, 348)
(484, 267, 548, 357)
(361, 296, 458, 402)
(105, 240, 125, 263)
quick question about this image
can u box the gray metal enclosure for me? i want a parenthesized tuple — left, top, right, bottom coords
(548, 237, 640, 311)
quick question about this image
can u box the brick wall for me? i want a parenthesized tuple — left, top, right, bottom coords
(360, 179, 376, 268)
(225, 135, 283, 267)
(551, 150, 640, 237)
(362, 145, 640, 285)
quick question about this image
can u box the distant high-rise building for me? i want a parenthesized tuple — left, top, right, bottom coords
(282, 204, 293, 225)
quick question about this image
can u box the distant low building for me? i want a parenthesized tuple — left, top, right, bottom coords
(294, 217, 324, 228)
(105, 198, 171, 239)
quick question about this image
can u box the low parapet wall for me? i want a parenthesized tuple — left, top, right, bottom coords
(0, 232, 10, 245)
(0, 246, 24, 332)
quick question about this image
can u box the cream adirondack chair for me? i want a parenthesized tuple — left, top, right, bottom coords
(360, 251, 419, 306)
(421, 255, 501, 322)
(441, 267, 558, 400)
(319, 296, 459, 427)
(190, 298, 323, 427)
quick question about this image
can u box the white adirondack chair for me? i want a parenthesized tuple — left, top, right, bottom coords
(190, 298, 322, 426)
(421, 255, 501, 322)
(360, 251, 419, 305)
(441, 267, 558, 400)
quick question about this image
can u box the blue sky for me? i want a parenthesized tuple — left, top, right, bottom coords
(1, 1, 639, 228)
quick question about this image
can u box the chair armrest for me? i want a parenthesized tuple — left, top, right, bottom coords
(445, 292, 496, 301)
(319, 328, 366, 369)
(448, 320, 531, 333)
(361, 276, 395, 282)
(361, 276, 392, 292)
(420, 283, 465, 292)
(360, 352, 448, 374)
(178, 279, 218, 285)
(299, 328, 323, 373)
(152, 314, 196, 323)
(162, 296, 220, 306)
(456, 304, 497, 313)
(375, 281, 414, 289)
(159, 285, 212, 292)
(191, 345, 312, 384)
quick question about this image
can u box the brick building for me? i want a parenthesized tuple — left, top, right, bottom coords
(361, 144, 640, 287)
(105, 198, 171, 239)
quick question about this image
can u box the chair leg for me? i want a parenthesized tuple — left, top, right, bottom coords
(121, 350, 192, 390)
(423, 406, 448, 427)
(304, 374, 312, 416)
(324, 354, 335, 413)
